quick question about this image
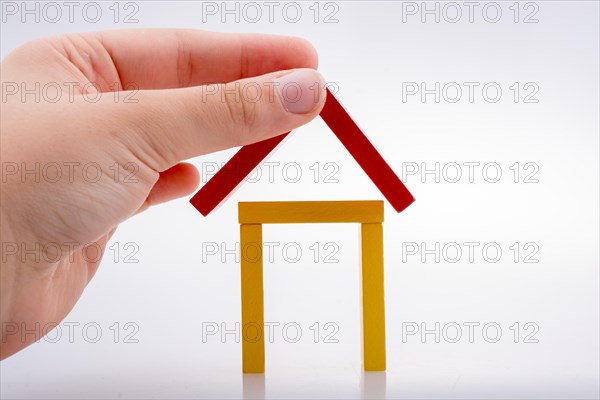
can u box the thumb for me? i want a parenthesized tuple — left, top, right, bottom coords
(107, 68, 326, 172)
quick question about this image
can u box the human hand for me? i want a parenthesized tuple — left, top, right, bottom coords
(0, 29, 325, 359)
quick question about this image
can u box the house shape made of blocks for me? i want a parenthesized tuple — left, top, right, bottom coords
(190, 88, 414, 373)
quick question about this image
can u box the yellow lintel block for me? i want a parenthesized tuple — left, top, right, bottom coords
(361, 223, 386, 371)
(240, 224, 265, 373)
(239, 201, 383, 224)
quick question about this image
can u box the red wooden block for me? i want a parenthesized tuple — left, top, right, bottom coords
(190, 133, 289, 216)
(320, 89, 414, 213)
(190, 88, 414, 216)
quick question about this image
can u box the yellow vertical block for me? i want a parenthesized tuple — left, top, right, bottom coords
(361, 223, 386, 371)
(240, 224, 265, 373)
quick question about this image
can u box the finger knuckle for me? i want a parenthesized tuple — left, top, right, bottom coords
(222, 83, 257, 141)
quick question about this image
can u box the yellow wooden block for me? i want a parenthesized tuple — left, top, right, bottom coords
(240, 224, 265, 373)
(239, 201, 384, 224)
(237, 203, 387, 373)
(361, 223, 386, 371)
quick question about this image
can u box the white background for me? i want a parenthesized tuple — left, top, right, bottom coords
(1, 1, 599, 399)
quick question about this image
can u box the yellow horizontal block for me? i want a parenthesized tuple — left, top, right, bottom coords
(238, 201, 384, 224)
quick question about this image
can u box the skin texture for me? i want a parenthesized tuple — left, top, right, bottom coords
(0, 29, 326, 359)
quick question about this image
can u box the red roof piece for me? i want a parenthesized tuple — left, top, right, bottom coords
(190, 88, 414, 216)
(319, 89, 415, 213)
(190, 133, 289, 216)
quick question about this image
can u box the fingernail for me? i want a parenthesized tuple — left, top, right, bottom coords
(274, 69, 324, 114)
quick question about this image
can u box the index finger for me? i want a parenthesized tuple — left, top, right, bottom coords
(95, 29, 319, 90)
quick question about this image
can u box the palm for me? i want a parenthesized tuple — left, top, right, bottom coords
(2, 36, 145, 347)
